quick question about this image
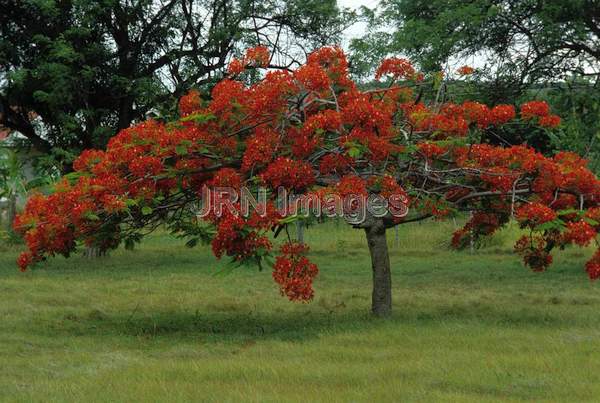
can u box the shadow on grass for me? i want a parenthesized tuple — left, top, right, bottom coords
(48, 309, 375, 342)
(36, 299, 591, 344)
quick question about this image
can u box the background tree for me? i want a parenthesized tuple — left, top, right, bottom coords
(13, 48, 600, 317)
(0, 0, 353, 171)
(351, 0, 600, 170)
(545, 79, 600, 172)
(351, 0, 600, 99)
(0, 146, 54, 237)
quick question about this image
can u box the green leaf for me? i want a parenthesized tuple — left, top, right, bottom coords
(84, 212, 100, 221)
(180, 112, 215, 124)
(557, 208, 579, 216)
(185, 238, 199, 248)
(141, 206, 153, 216)
(63, 171, 85, 184)
(348, 147, 361, 158)
(279, 215, 299, 224)
(124, 238, 135, 250)
(534, 219, 564, 231)
(175, 144, 187, 155)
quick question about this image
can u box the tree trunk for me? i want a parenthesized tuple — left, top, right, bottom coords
(364, 218, 392, 317)
(82, 246, 106, 258)
(6, 194, 16, 235)
(296, 220, 304, 243)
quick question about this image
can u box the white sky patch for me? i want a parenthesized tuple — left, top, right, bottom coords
(338, 0, 380, 49)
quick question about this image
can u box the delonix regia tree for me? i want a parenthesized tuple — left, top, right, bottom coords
(14, 47, 600, 317)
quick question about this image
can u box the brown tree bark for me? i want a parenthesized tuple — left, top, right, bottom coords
(6, 194, 16, 235)
(364, 217, 392, 317)
(296, 220, 305, 243)
(82, 246, 107, 258)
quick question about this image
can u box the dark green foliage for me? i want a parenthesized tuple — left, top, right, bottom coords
(353, 0, 599, 97)
(546, 80, 600, 172)
(351, 0, 600, 168)
(0, 0, 353, 171)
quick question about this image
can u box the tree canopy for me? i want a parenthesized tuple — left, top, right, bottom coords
(352, 0, 600, 101)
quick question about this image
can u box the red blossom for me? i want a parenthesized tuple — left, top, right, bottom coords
(294, 63, 331, 92)
(272, 242, 318, 301)
(241, 128, 280, 172)
(520, 100, 550, 120)
(179, 89, 202, 116)
(516, 203, 557, 227)
(17, 252, 32, 272)
(563, 220, 597, 246)
(585, 250, 600, 280)
(260, 157, 315, 190)
(128, 156, 163, 177)
(375, 58, 416, 81)
(227, 46, 270, 74)
(319, 153, 352, 175)
(457, 65, 475, 76)
(418, 142, 447, 159)
(490, 104, 516, 125)
(463, 101, 491, 128)
(539, 114, 561, 128)
(514, 235, 553, 272)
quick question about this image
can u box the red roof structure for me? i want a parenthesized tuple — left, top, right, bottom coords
(0, 127, 10, 141)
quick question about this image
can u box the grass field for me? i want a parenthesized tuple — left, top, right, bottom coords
(1, 220, 600, 402)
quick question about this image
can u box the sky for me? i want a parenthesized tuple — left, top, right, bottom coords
(338, 0, 380, 48)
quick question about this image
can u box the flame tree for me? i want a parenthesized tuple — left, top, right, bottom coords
(14, 47, 600, 317)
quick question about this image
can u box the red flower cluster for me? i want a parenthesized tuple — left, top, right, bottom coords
(520, 101, 550, 119)
(418, 142, 447, 159)
(514, 235, 553, 272)
(241, 128, 280, 172)
(490, 104, 516, 125)
(451, 212, 505, 249)
(178, 89, 202, 116)
(409, 101, 518, 137)
(228, 46, 270, 75)
(457, 65, 475, 76)
(336, 175, 367, 198)
(211, 212, 271, 261)
(585, 250, 600, 280)
(272, 242, 319, 301)
(288, 110, 340, 158)
(520, 100, 561, 128)
(463, 101, 491, 128)
(306, 46, 353, 88)
(260, 157, 315, 190)
(539, 115, 561, 128)
(319, 153, 352, 175)
(516, 203, 557, 228)
(73, 149, 105, 171)
(128, 156, 163, 178)
(295, 63, 331, 92)
(563, 220, 597, 246)
(375, 58, 417, 81)
(293, 47, 352, 92)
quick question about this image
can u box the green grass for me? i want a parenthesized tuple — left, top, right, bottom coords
(1, 220, 600, 402)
